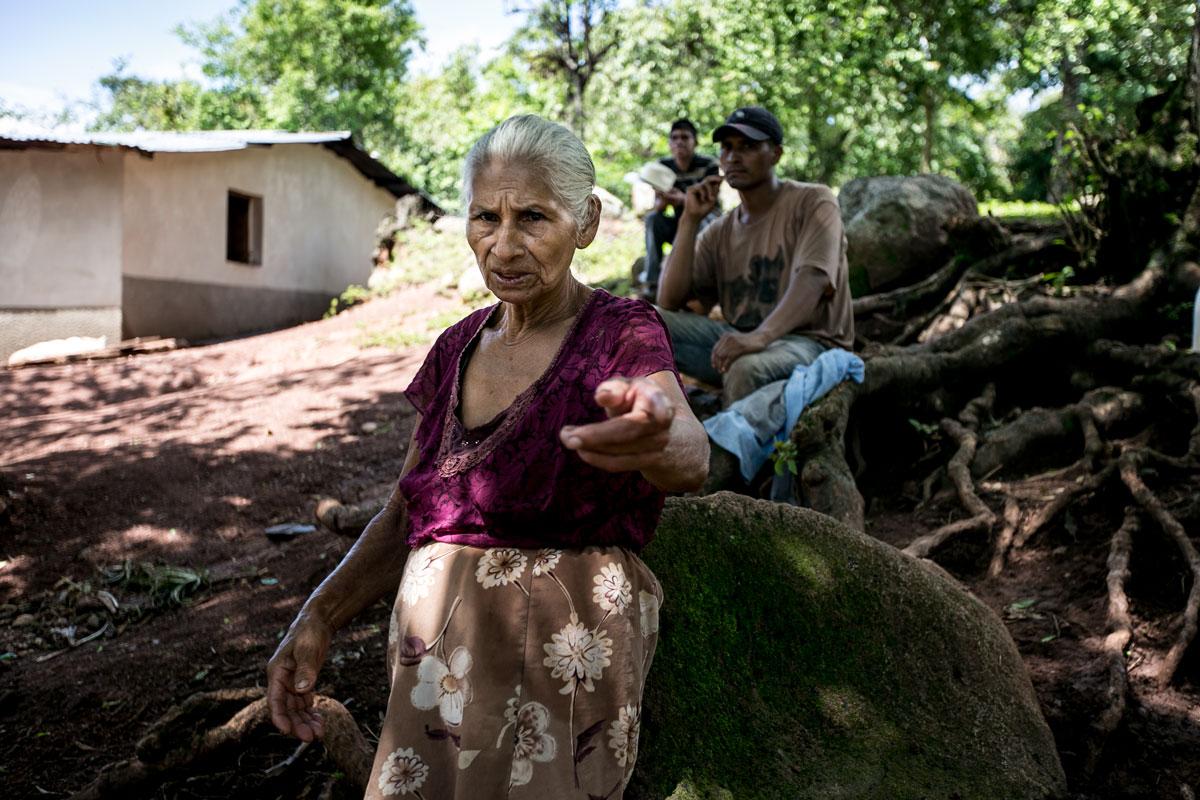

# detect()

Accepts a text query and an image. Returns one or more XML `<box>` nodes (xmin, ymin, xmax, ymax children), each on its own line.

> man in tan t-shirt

<box><xmin>656</xmin><ymin>106</ymin><xmax>854</xmax><ymax>407</ymax></box>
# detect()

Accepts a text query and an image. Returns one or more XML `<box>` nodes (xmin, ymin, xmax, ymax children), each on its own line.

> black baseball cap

<box><xmin>712</xmin><ymin>106</ymin><xmax>784</xmax><ymax>145</ymax></box>
<box><xmin>670</xmin><ymin>118</ymin><xmax>698</xmax><ymax>137</ymax></box>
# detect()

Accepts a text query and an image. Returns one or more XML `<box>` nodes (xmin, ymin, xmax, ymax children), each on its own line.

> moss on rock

<box><xmin>631</xmin><ymin>493</ymin><xmax>1065</xmax><ymax>800</ymax></box>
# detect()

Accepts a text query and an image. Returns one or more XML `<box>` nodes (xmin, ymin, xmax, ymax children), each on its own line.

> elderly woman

<box><xmin>267</xmin><ymin>114</ymin><xmax>709</xmax><ymax>799</ymax></box>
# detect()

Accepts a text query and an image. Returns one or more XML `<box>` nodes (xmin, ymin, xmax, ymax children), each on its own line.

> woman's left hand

<box><xmin>559</xmin><ymin>376</ymin><xmax>675</xmax><ymax>473</ymax></box>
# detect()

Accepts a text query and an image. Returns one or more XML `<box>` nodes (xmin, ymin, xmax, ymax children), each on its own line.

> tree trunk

<box><xmin>1050</xmin><ymin>50</ymin><xmax>1081</xmax><ymax>200</ymax></box>
<box><xmin>921</xmin><ymin>87</ymin><xmax>935</xmax><ymax>173</ymax></box>
<box><xmin>571</xmin><ymin>73</ymin><xmax>586</xmax><ymax>138</ymax></box>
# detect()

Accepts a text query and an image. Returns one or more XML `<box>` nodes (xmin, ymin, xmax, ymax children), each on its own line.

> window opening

<box><xmin>227</xmin><ymin>190</ymin><xmax>263</xmax><ymax>265</ymax></box>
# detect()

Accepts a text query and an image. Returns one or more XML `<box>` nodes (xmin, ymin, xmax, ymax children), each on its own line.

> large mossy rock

<box><xmin>633</xmin><ymin>494</ymin><xmax>1065</xmax><ymax>800</ymax></box>
<box><xmin>840</xmin><ymin>174</ymin><xmax>978</xmax><ymax>294</ymax></box>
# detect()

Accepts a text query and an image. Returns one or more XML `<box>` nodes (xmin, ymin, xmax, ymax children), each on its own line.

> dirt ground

<box><xmin>1</xmin><ymin>284</ymin><xmax>1198</xmax><ymax>799</ymax></box>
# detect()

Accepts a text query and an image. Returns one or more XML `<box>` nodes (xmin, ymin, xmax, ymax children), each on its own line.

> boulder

<box><xmin>456</xmin><ymin>263</ymin><xmax>489</xmax><ymax>300</ymax></box>
<box><xmin>634</xmin><ymin>493</ymin><xmax>1065</xmax><ymax>800</ymax></box>
<box><xmin>594</xmin><ymin>186</ymin><xmax>626</xmax><ymax>219</ymax></box>
<box><xmin>432</xmin><ymin>215</ymin><xmax>466</xmax><ymax>235</ymax></box>
<box><xmin>627</xmin><ymin>175</ymin><xmax>658</xmax><ymax>216</ymax></box>
<box><xmin>839</xmin><ymin>175</ymin><xmax>978</xmax><ymax>295</ymax></box>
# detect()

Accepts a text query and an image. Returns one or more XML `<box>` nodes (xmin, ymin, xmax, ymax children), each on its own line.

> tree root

<box><xmin>790</xmin><ymin>382</ymin><xmax>865</xmax><ymax>531</ymax></box>
<box><xmin>904</xmin><ymin>417</ymin><xmax>995</xmax><ymax>559</ymax></box>
<box><xmin>853</xmin><ymin>230</ymin><xmax>1064</xmax><ymax>339</ymax></box>
<box><xmin>1012</xmin><ymin>462</ymin><xmax>1117</xmax><ymax>550</ymax></box>
<box><xmin>970</xmin><ymin>388</ymin><xmax>1141</xmax><ymax>478</ymax></box>
<box><xmin>69</xmin><ymin>690</ymin><xmax>372</xmax><ymax>799</ymax></box>
<box><xmin>987</xmin><ymin>496</ymin><xmax>1022</xmax><ymax>579</ymax></box>
<box><xmin>957</xmin><ymin>382</ymin><xmax>996</xmax><ymax>430</ymax></box>
<box><xmin>1119</xmin><ymin>451</ymin><xmax>1200</xmax><ymax>688</ymax></box>
<box><xmin>1079</xmin><ymin>406</ymin><xmax>1104</xmax><ymax>472</ymax></box>
<box><xmin>851</xmin><ymin>216</ymin><xmax>1016</xmax><ymax>321</ymax></box>
<box><xmin>852</xmin><ymin>256</ymin><xmax>962</xmax><ymax>317</ymax></box>
<box><xmin>1085</xmin><ymin>507</ymin><xmax>1139</xmax><ymax>777</ymax></box>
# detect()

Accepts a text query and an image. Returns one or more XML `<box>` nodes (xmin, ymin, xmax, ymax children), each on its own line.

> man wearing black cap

<box><xmin>640</xmin><ymin>119</ymin><xmax>721</xmax><ymax>297</ymax></box>
<box><xmin>655</xmin><ymin>106</ymin><xmax>854</xmax><ymax>408</ymax></box>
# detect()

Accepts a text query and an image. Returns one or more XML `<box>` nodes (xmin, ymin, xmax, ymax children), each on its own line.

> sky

<box><xmin>0</xmin><ymin>0</ymin><xmax>523</xmax><ymax>118</ymax></box>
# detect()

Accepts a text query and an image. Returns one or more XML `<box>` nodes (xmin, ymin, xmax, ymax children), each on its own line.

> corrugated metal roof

<box><xmin>0</xmin><ymin>123</ymin><xmax>440</xmax><ymax>211</ymax></box>
<box><xmin>0</xmin><ymin>123</ymin><xmax>352</xmax><ymax>152</ymax></box>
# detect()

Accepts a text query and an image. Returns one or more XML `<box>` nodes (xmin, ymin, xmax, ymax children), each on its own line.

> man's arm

<box><xmin>657</xmin><ymin>175</ymin><xmax>722</xmax><ymax>310</ymax></box>
<box><xmin>709</xmin><ymin>268</ymin><xmax>829</xmax><ymax>373</ymax></box>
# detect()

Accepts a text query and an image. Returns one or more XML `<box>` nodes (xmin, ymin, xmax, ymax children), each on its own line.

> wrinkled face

<box><xmin>718</xmin><ymin>134</ymin><xmax>781</xmax><ymax>190</ymax></box>
<box><xmin>668</xmin><ymin>128</ymin><xmax>696</xmax><ymax>164</ymax></box>
<box><xmin>466</xmin><ymin>160</ymin><xmax>588</xmax><ymax>306</ymax></box>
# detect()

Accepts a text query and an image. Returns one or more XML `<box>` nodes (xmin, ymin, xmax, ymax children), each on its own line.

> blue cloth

<box><xmin>703</xmin><ymin>348</ymin><xmax>866</xmax><ymax>483</ymax></box>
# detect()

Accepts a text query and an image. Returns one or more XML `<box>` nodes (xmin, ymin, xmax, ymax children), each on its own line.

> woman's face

<box><xmin>466</xmin><ymin>160</ymin><xmax>589</xmax><ymax>307</ymax></box>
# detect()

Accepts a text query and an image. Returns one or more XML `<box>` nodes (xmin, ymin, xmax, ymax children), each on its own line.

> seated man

<box><xmin>656</xmin><ymin>106</ymin><xmax>854</xmax><ymax>408</ymax></box>
<box><xmin>641</xmin><ymin>118</ymin><xmax>720</xmax><ymax>295</ymax></box>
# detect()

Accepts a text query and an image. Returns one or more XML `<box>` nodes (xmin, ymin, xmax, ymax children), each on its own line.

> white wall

<box><xmin>0</xmin><ymin>148</ymin><xmax>123</xmax><ymax>308</ymax></box>
<box><xmin>121</xmin><ymin>143</ymin><xmax>394</xmax><ymax>294</ymax></box>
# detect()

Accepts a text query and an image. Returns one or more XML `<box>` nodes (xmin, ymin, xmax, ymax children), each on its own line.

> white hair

<box><xmin>462</xmin><ymin>114</ymin><xmax>597</xmax><ymax>231</ymax></box>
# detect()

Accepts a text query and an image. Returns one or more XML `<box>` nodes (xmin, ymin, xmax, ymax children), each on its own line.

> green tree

<box><xmin>582</xmin><ymin>0</ymin><xmax>1023</xmax><ymax>194</ymax></box>
<box><xmin>92</xmin><ymin>0</ymin><xmax>420</xmax><ymax>150</ymax></box>
<box><xmin>180</xmin><ymin>0</ymin><xmax>420</xmax><ymax>138</ymax></box>
<box><xmin>508</xmin><ymin>0</ymin><xmax>618</xmax><ymax>138</ymax></box>
<box><xmin>386</xmin><ymin>46</ymin><xmax>556</xmax><ymax>207</ymax></box>
<box><xmin>91</xmin><ymin>59</ymin><xmax>216</xmax><ymax>131</ymax></box>
<box><xmin>1005</xmin><ymin>0</ymin><xmax>1195</xmax><ymax>199</ymax></box>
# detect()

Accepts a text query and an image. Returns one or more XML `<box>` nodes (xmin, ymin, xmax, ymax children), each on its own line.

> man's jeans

<box><xmin>643</xmin><ymin>210</ymin><xmax>677</xmax><ymax>286</ymax></box>
<box><xmin>642</xmin><ymin>210</ymin><xmax>719</xmax><ymax>286</ymax></box>
<box><xmin>657</xmin><ymin>307</ymin><xmax>827</xmax><ymax>407</ymax></box>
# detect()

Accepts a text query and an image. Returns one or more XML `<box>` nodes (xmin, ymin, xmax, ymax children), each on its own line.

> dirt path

<box><xmin>0</xmin><ymin>287</ymin><xmax>452</xmax><ymax>797</ymax></box>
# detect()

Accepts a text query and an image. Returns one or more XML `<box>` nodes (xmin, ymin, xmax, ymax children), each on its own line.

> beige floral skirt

<box><xmin>365</xmin><ymin>542</ymin><xmax>663</xmax><ymax>800</ymax></box>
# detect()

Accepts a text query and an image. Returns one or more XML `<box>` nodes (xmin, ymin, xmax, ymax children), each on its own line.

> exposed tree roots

<box><xmin>987</xmin><ymin>497</ymin><xmax>1022</xmax><ymax>579</ymax></box>
<box><xmin>790</xmin><ymin>382</ymin><xmax>864</xmax><ymax>531</ymax></box>
<box><xmin>1085</xmin><ymin>507</ymin><xmax>1139</xmax><ymax>777</ymax></box>
<box><xmin>789</xmin><ymin>124</ymin><xmax>1200</xmax><ymax>794</ymax></box>
<box><xmin>1012</xmin><ymin>463</ymin><xmax>1117</xmax><ymax>551</ymax></box>
<box><xmin>904</xmin><ymin>416</ymin><xmax>995</xmax><ymax>559</ymax></box>
<box><xmin>70</xmin><ymin>689</ymin><xmax>372</xmax><ymax>799</ymax></box>
<box><xmin>1119</xmin><ymin>452</ymin><xmax>1200</xmax><ymax>688</ymax></box>
<box><xmin>970</xmin><ymin>388</ymin><xmax>1141</xmax><ymax>479</ymax></box>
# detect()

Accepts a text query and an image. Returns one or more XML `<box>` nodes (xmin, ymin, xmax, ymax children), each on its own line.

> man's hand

<box><xmin>664</xmin><ymin>187</ymin><xmax>686</xmax><ymax>207</ymax></box>
<box><xmin>683</xmin><ymin>175</ymin><xmax>722</xmax><ymax>222</ymax></box>
<box><xmin>711</xmin><ymin>330</ymin><xmax>768</xmax><ymax>374</ymax></box>
<box><xmin>559</xmin><ymin>377</ymin><xmax>675</xmax><ymax>473</ymax></box>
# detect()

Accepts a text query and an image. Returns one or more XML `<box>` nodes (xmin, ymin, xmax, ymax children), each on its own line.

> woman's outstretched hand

<box><xmin>559</xmin><ymin>376</ymin><xmax>676</xmax><ymax>474</ymax></box>
<box><xmin>266</xmin><ymin>614</ymin><xmax>334</xmax><ymax>742</ymax></box>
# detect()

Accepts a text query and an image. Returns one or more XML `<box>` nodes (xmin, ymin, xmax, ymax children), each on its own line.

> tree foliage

<box><xmin>93</xmin><ymin>0</ymin><xmax>420</xmax><ymax>146</ymax></box>
<box><xmin>509</xmin><ymin>0</ymin><xmax>618</xmax><ymax>138</ymax></box>
<box><xmin>80</xmin><ymin>0</ymin><xmax>1196</xmax><ymax>209</ymax></box>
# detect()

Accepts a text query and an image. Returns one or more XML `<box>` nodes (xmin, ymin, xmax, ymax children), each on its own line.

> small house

<box><xmin>0</xmin><ymin>127</ymin><xmax>434</xmax><ymax>360</ymax></box>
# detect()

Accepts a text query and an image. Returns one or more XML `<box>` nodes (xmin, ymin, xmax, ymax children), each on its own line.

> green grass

<box><xmin>354</xmin><ymin>323</ymin><xmax>431</xmax><ymax>350</ymax></box>
<box><xmin>385</xmin><ymin>220</ymin><xmax>474</xmax><ymax>289</ymax></box>
<box><xmin>979</xmin><ymin>199</ymin><xmax>1076</xmax><ymax>221</ymax></box>
<box><xmin>426</xmin><ymin>310</ymin><xmax>469</xmax><ymax>333</ymax></box>
<box><xmin>571</xmin><ymin>220</ymin><xmax>644</xmax><ymax>297</ymax></box>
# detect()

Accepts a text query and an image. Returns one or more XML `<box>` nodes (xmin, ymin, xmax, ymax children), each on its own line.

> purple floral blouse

<box><xmin>398</xmin><ymin>289</ymin><xmax>680</xmax><ymax>552</ymax></box>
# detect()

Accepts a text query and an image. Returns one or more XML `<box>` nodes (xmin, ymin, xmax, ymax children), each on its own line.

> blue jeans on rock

<box><xmin>657</xmin><ymin>307</ymin><xmax>827</xmax><ymax>407</ymax></box>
